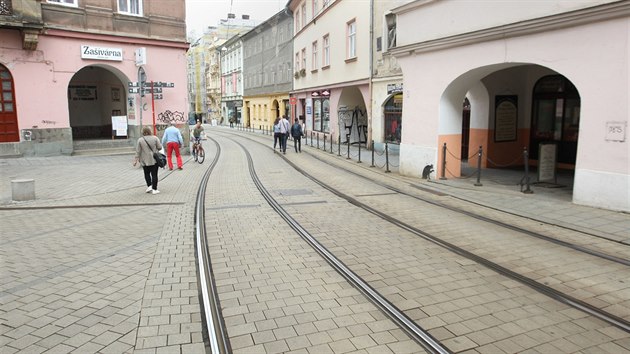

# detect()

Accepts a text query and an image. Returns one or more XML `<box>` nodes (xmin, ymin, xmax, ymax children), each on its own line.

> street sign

<box><xmin>154</xmin><ymin>94</ymin><xmax>163</xmax><ymax>100</ymax></box>
<box><xmin>290</xmin><ymin>97</ymin><xmax>297</xmax><ymax>105</ymax></box>
<box><xmin>152</xmin><ymin>82</ymin><xmax>174</xmax><ymax>88</ymax></box>
<box><xmin>128</xmin><ymin>88</ymin><xmax>139</xmax><ymax>94</ymax></box>
<box><xmin>128</xmin><ymin>82</ymin><xmax>140</xmax><ymax>87</ymax></box>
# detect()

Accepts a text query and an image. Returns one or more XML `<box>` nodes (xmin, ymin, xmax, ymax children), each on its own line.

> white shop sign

<box><xmin>81</xmin><ymin>45</ymin><xmax>123</xmax><ymax>61</ymax></box>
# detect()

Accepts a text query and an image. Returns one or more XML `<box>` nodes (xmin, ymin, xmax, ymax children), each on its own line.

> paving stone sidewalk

<box><xmin>1</xmin><ymin>154</ymin><xmax>208</xmax><ymax>353</ymax></box>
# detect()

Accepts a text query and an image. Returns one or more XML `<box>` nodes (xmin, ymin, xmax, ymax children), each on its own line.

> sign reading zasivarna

<box><xmin>81</xmin><ymin>45</ymin><xmax>123</xmax><ymax>61</ymax></box>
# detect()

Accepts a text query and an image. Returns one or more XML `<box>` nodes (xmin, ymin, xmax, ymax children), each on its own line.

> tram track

<box><xmin>216</xmin><ymin>130</ymin><xmax>630</xmax><ymax>335</ymax></box>
<box><xmin>222</xmin><ymin>129</ymin><xmax>629</xmax><ymax>265</ymax></box>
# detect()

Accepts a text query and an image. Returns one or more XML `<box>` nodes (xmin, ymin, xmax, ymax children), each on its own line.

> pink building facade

<box><xmin>0</xmin><ymin>0</ymin><xmax>188</xmax><ymax>156</ymax></box>
<box><xmin>390</xmin><ymin>0</ymin><xmax>629</xmax><ymax>212</ymax></box>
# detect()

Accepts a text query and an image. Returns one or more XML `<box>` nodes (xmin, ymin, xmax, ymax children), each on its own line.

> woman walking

<box><xmin>134</xmin><ymin>126</ymin><xmax>163</xmax><ymax>195</ymax></box>
<box><xmin>273</xmin><ymin>117</ymin><xmax>282</xmax><ymax>153</ymax></box>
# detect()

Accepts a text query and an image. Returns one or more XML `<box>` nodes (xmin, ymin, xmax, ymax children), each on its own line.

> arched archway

<box><xmin>0</xmin><ymin>64</ymin><xmax>18</xmax><ymax>142</ymax></box>
<box><xmin>439</xmin><ymin>63</ymin><xmax>581</xmax><ymax>187</ymax></box>
<box><xmin>68</xmin><ymin>65</ymin><xmax>129</xmax><ymax>140</ymax></box>
<box><xmin>337</xmin><ymin>86</ymin><xmax>367</xmax><ymax>145</ymax></box>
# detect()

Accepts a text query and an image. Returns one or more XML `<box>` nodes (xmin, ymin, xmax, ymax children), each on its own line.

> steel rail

<box><xmin>232</xmin><ymin>139</ymin><xmax>451</xmax><ymax>354</ymax></box>
<box><xmin>298</xmin><ymin>139</ymin><xmax>630</xmax><ymax>265</ymax></box>
<box><xmin>277</xmin><ymin>151</ymin><xmax>630</xmax><ymax>334</ymax></box>
<box><xmin>194</xmin><ymin>137</ymin><xmax>231</xmax><ymax>354</ymax></box>
<box><xmin>222</xmin><ymin>130</ymin><xmax>630</xmax><ymax>334</ymax></box>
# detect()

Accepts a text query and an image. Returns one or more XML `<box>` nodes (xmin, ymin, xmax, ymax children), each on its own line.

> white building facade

<box><xmin>289</xmin><ymin>0</ymin><xmax>371</xmax><ymax>145</ymax></box>
<box><xmin>390</xmin><ymin>0</ymin><xmax>629</xmax><ymax>211</ymax></box>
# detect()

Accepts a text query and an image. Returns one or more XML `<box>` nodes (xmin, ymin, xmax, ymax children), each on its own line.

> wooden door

<box><xmin>0</xmin><ymin>65</ymin><xmax>19</xmax><ymax>142</ymax></box>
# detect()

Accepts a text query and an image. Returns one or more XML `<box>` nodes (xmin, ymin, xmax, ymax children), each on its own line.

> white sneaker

<box><xmin>152</xmin><ymin>189</ymin><xmax>160</xmax><ymax>195</ymax></box>
<box><xmin>146</xmin><ymin>186</ymin><xmax>153</xmax><ymax>193</ymax></box>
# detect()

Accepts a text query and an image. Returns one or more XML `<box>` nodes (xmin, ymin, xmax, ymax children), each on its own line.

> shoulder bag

<box><xmin>143</xmin><ymin>137</ymin><xmax>166</xmax><ymax>168</ymax></box>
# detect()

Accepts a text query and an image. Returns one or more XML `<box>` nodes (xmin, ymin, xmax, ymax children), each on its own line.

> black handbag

<box><xmin>143</xmin><ymin>137</ymin><xmax>166</xmax><ymax>168</ymax></box>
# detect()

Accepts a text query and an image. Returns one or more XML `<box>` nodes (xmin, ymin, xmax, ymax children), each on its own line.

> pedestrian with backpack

<box><xmin>291</xmin><ymin>118</ymin><xmax>303</xmax><ymax>153</ymax></box>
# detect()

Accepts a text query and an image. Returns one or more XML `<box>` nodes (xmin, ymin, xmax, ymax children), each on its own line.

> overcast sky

<box><xmin>186</xmin><ymin>0</ymin><xmax>286</xmax><ymax>40</ymax></box>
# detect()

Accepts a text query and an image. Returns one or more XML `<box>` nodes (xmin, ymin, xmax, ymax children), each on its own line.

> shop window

<box><xmin>313</xmin><ymin>97</ymin><xmax>330</xmax><ymax>133</ymax></box>
<box><xmin>384</xmin><ymin>94</ymin><xmax>402</xmax><ymax>143</ymax></box>
<box><xmin>530</xmin><ymin>75</ymin><xmax>580</xmax><ymax>164</ymax></box>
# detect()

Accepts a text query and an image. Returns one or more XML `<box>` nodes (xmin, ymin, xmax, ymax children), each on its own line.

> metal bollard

<box><xmin>385</xmin><ymin>142</ymin><xmax>391</xmax><ymax>173</ymax></box>
<box><xmin>522</xmin><ymin>147</ymin><xmax>533</xmax><ymax>194</ymax></box>
<box><xmin>370</xmin><ymin>140</ymin><xmax>375</xmax><ymax>167</ymax></box>
<box><xmin>310</xmin><ymin>131</ymin><xmax>314</xmax><ymax>147</ymax></box>
<box><xmin>338</xmin><ymin>135</ymin><xmax>341</xmax><ymax>156</ymax></box>
<box><xmin>357</xmin><ymin>141</ymin><xmax>362</xmax><ymax>163</ymax></box>
<box><xmin>440</xmin><ymin>142</ymin><xmax>447</xmax><ymax>180</ymax></box>
<box><xmin>323</xmin><ymin>134</ymin><xmax>326</xmax><ymax>151</ymax></box>
<box><xmin>330</xmin><ymin>135</ymin><xmax>333</xmax><ymax>153</ymax></box>
<box><xmin>346</xmin><ymin>140</ymin><xmax>351</xmax><ymax>159</ymax></box>
<box><xmin>474</xmin><ymin>145</ymin><xmax>483</xmax><ymax>186</ymax></box>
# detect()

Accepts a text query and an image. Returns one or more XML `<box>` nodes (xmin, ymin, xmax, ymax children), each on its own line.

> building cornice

<box><xmin>389</xmin><ymin>1</ymin><xmax>630</xmax><ymax>58</ymax></box>
<box><xmin>292</xmin><ymin>77</ymin><xmax>369</xmax><ymax>94</ymax></box>
<box><xmin>43</xmin><ymin>28</ymin><xmax>189</xmax><ymax>49</ymax></box>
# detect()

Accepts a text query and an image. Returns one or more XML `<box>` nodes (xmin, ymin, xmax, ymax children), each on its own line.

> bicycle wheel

<box><xmin>197</xmin><ymin>147</ymin><xmax>205</xmax><ymax>164</ymax></box>
<box><xmin>192</xmin><ymin>145</ymin><xmax>198</xmax><ymax>162</ymax></box>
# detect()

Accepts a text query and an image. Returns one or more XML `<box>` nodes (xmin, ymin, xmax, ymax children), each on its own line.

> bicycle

<box><xmin>192</xmin><ymin>139</ymin><xmax>205</xmax><ymax>164</ymax></box>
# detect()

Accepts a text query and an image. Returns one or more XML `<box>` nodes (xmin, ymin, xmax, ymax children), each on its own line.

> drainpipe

<box><xmin>367</xmin><ymin>0</ymin><xmax>374</xmax><ymax>147</ymax></box>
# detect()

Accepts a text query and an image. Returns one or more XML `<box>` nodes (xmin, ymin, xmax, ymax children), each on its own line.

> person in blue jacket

<box><xmin>161</xmin><ymin>122</ymin><xmax>184</xmax><ymax>170</ymax></box>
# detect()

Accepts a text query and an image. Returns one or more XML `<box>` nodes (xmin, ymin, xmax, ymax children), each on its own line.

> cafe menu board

<box><xmin>494</xmin><ymin>95</ymin><xmax>518</xmax><ymax>142</ymax></box>
<box><xmin>538</xmin><ymin>143</ymin><xmax>557</xmax><ymax>183</ymax></box>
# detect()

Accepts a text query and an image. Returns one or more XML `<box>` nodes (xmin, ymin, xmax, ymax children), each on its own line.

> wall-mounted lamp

<box><xmin>321</xmin><ymin>90</ymin><xmax>330</xmax><ymax>96</ymax></box>
<box><xmin>311</xmin><ymin>91</ymin><xmax>319</xmax><ymax>97</ymax></box>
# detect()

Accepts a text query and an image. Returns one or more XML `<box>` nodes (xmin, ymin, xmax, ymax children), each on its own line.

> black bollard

<box><xmin>323</xmin><ymin>134</ymin><xmax>326</xmax><ymax>151</ymax></box>
<box><xmin>357</xmin><ymin>141</ymin><xmax>362</xmax><ymax>163</ymax></box>
<box><xmin>474</xmin><ymin>145</ymin><xmax>483</xmax><ymax>186</ymax></box>
<box><xmin>440</xmin><ymin>142</ymin><xmax>447</xmax><ymax>180</ymax></box>
<box><xmin>338</xmin><ymin>135</ymin><xmax>341</xmax><ymax>156</ymax></box>
<box><xmin>370</xmin><ymin>140</ymin><xmax>375</xmax><ymax>167</ymax></box>
<box><xmin>522</xmin><ymin>147</ymin><xmax>533</xmax><ymax>194</ymax></box>
<box><xmin>385</xmin><ymin>142</ymin><xmax>390</xmax><ymax>173</ymax></box>
<box><xmin>346</xmin><ymin>139</ymin><xmax>351</xmax><ymax>159</ymax></box>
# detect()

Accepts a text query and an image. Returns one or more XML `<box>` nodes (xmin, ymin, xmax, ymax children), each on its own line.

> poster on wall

<box><xmin>494</xmin><ymin>95</ymin><xmax>518</xmax><ymax>142</ymax></box>
<box><xmin>537</xmin><ymin>142</ymin><xmax>557</xmax><ymax>183</ymax></box>
<box><xmin>305</xmin><ymin>98</ymin><xmax>313</xmax><ymax>131</ymax></box>
<box><xmin>111</xmin><ymin>116</ymin><xmax>128</xmax><ymax>137</ymax></box>
<box><xmin>69</xmin><ymin>85</ymin><xmax>97</xmax><ymax>101</ymax></box>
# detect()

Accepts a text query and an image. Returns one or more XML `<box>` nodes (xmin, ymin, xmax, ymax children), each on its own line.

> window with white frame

<box><xmin>47</xmin><ymin>0</ymin><xmax>77</xmax><ymax>6</ymax></box>
<box><xmin>385</xmin><ymin>13</ymin><xmax>396</xmax><ymax>49</ymax></box>
<box><xmin>295</xmin><ymin>53</ymin><xmax>300</xmax><ymax>73</ymax></box>
<box><xmin>301</xmin><ymin>3</ymin><xmax>307</xmax><ymax>27</ymax></box>
<box><xmin>118</xmin><ymin>0</ymin><xmax>142</xmax><ymax>16</ymax></box>
<box><xmin>312</xmin><ymin>41</ymin><xmax>318</xmax><ymax>71</ymax></box>
<box><xmin>312</xmin><ymin>0</ymin><xmax>318</xmax><ymax>16</ymax></box>
<box><xmin>323</xmin><ymin>34</ymin><xmax>330</xmax><ymax>67</ymax></box>
<box><xmin>295</xmin><ymin>9</ymin><xmax>301</xmax><ymax>32</ymax></box>
<box><xmin>301</xmin><ymin>48</ymin><xmax>306</xmax><ymax>70</ymax></box>
<box><xmin>347</xmin><ymin>20</ymin><xmax>356</xmax><ymax>59</ymax></box>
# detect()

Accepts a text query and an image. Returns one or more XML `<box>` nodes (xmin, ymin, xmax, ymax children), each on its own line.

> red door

<box><xmin>0</xmin><ymin>65</ymin><xmax>19</xmax><ymax>142</ymax></box>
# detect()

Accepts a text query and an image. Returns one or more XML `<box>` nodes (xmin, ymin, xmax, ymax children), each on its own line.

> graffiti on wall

<box><xmin>156</xmin><ymin>110</ymin><xmax>185</xmax><ymax>125</ymax></box>
<box><xmin>339</xmin><ymin>106</ymin><xmax>367</xmax><ymax>145</ymax></box>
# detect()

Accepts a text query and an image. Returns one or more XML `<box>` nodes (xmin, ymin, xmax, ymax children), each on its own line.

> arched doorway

<box><xmin>384</xmin><ymin>93</ymin><xmax>402</xmax><ymax>144</ymax></box>
<box><xmin>0</xmin><ymin>64</ymin><xmax>18</xmax><ymax>142</ymax></box>
<box><xmin>68</xmin><ymin>65</ymin><xmax>128</xmax><ymax>140</ymax></box>
<box><xmin>529</xmin><ymin>75</ymin><xmax>580</xmax><ymax>165</ymax></box>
